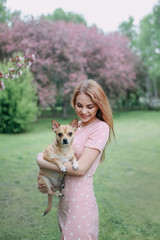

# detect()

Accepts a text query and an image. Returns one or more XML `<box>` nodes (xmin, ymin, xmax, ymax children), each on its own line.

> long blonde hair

<box><xmin>71</xmin><ymin>79</ymin><xmax>115</xmax><ymax>160</ymax></box>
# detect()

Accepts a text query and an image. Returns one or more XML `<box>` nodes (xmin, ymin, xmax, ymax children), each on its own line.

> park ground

<box><xmin>0</xmin><ymin>110</ymin><xmax>160</xmax><ymax>240</ymax></box>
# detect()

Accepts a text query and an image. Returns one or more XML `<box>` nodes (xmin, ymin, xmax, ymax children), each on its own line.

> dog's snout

<box><xmin>63</xmin><ymin>138</ymin><xmax>68</xmax><ymax>144</ymax></box>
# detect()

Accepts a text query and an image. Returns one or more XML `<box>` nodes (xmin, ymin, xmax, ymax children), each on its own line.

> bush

<box><xmin>0</xmin><ymin>62</ymin><xmax>38</xmax><ymax>133</ymax></box>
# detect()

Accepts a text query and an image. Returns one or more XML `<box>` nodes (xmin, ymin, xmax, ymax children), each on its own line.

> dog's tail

<box><xmin>43</xmin><ymin>194</ymin><xmax>52</xmax><ymax>216</ymax></box>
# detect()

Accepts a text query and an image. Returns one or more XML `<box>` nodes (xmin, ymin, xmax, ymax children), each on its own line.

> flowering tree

<box><xmin>0</xmin><ymin>18</ymin><xmax>142</xmax><ymax>112</ymax></box>
<box><xmin>65</xmin><ymin>28</ymin><xmax>140</xmax><ymax>104</ymax></box>
<box><xmin>0</xmin><ymin>54</ymin><xmax>35</xmax><ymax>90</ymax></box>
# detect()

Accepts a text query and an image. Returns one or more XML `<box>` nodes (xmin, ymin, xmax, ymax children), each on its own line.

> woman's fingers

<box><xmin>37</xmin><ymin>183</ymin><xmax>48</xmax><ymax>193</ymax></box>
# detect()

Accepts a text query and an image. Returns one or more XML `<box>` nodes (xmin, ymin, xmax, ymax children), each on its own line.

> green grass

<box><xmin>0</xmin><ymin>111</ymin><xmax>160</xmax><ymax>240</ymax></box>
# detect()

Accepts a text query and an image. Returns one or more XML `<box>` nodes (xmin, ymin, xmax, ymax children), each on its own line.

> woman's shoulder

<box><xmin>87</xmin><ymin>119</ymin><xmax>109</xmax><ymax>136</ymax></box>
<box><xmin>84</xmin><ymin>119</ymin><xmax>110</xmax><ymax>150</ymax></box>
<box><xmin>77</xmin><ymin>119</ymin><xmax>109</xmax><ymax>133</ymax></box>
<box><xmin>94</xmin><ymin>119</ymin><xmax>109</xmax><ymax>129</ymax></box>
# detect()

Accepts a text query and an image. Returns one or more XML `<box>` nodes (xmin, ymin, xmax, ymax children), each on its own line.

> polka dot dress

<box><xmin>58</xmin><ymin>119</ymin><xmax>109</xmax><ymax>240</ymax></box>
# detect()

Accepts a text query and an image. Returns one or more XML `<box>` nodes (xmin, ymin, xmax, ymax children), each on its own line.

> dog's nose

<box><xmin>63</xmin><ymin>138</ymin><xmax>68</xmax><ymax>144</ymax></box>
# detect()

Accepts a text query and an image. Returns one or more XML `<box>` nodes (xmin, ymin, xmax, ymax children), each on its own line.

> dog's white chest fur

<box><xmin>59</xmin><ymin>157</ymin><xmax>70</xmax><ymax>163</ymax></box>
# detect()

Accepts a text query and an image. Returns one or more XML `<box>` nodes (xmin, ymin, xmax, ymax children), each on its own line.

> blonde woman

<box><xmin>37</xmin><ymin>79</ymin><xmax>115</xmax><ymax>240</ymax></box>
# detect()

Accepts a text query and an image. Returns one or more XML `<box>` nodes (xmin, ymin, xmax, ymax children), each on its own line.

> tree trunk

<box><xmin>146</xmin><ymin>76</ymin><xmax>151</xmax><ymax>99</ymax></box>
<box><xmin>153</xmin><ymin>78</ymin><xmax>158</xmax><ymax>98</ymax></box>
<box><xmin>62</xmin><ymin>100</ymin><xmax>67</xmax><ymax>119</ymax></box>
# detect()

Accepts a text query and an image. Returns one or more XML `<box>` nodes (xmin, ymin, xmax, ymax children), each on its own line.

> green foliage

<box><xmin>0</xmin><ymin>111</ymin><xmax>160</xmax><ymax>239</ymax></box>
<box><xmin>113</xmin><ymin>90</ymin><xmax>145</xmax><ymax>110</ymax></box>
<box><xmin>139</xmin><ymin>2</ymin><xmax>160</xmax><ymax>94</ymax></box>
<box><xmin>42</xmin><ymin>8</ymin><xmax>87</xmax><ymax>25</ymax></box>
<box><xmin>119</xmin><ymin>1</ymin><xmax>160</xmax><ymax>101</ymax></box>
<box><xmin>0</xmin><ymin>0</ymin><xmax>9</xmax><ymax>22</ymax></box>
<box><xmin>0</xmin><ymin>61</ymin><xmax>38</xmax><ymax>133</ymax></box>
<box><xmin>118</xmin><ymin>16</ymin><xmax>138</xmax><ymax>50</ymax></box>
<box><xmin>0</xmin><ymin>0</ymin><xmax>21</xmax><ymax>23</ymax></box>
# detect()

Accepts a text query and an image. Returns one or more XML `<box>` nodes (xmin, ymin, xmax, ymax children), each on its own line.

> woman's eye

<box><xmin>88</xmin><ymin>105</ymin><xmax>95</xmax><ymax>109</ymax></box>
<box><xmin>68</xmin><ymin>132</ymin><xmax>72</xmax><ymax>136</ymax></box>
<box><xmin>77</xmin><ymin>104</ymin><xmax>82</xmax><ymax>108</ymax></box>
<box><xmin>58</xmin><ymin>133</ymin><xmax>62</xmax><ymax>137</ymax></box>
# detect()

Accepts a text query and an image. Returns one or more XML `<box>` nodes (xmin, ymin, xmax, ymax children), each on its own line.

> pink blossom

<box><xmin>5</xmin><ymin>73</ymin><xmax>9</xmax><ymax>79</ymax></box>
<box><xmin>0</xmin><ymin>54</ymin><xmax>36</xmax><ymax>90</ymax></box>
<box><xmin>17</xmin><ymin>62</ymin><xmax>22</xmax><ymax>67</ymax></box>
<box><xmin>0</xmin><ymin>80</ymin><xmax>5</xmax><ymax>90</ymax></box>
<box><xmin>8</xmin><ymin>68</ymin><xmax>15</xmax><ymax>72</ymax></box>
<box><xmin>0</xmin><ymin>71</ymin><xmax>4</xmax><ymax>78</ymax></box>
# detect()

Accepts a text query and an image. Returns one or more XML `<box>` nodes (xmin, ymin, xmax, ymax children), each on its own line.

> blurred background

<box><xmin>0</xmin><ymin>0</ymin><xmax>160</xmax><ymax>130</ymax></box>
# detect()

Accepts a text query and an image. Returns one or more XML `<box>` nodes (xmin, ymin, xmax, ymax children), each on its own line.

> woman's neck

<box><xmin>81</xmin><ymin>117</ymin><xmax>98</xmax><ymax>127</ymax></box>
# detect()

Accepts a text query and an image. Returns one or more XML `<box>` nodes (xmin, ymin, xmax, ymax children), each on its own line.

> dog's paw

<box><xmin>60</xmin><ymin>165</ymin><xmax>67</xmax><ymax>173</ymax></box>
<box><xmin>61</xmin><ymin>183</ymin><xmax>65</xmax><ymax>189</ymax></box>
<box><xmin>72</xmin><ymin>161</ymin><xmax>79</xmax><ymax>170</ymax></box>
<box><xmin>58</xmin><ymin>193</ymin><xmax>63</xmax><ymax>197</ymax></box>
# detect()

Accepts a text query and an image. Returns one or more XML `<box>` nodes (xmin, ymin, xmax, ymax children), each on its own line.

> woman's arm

<box><xmin>36</xmin><ymin>148</ymin><xmax>100</xmax><ymax>177</ymax></box>
<box><xmin>37</xmin><ymin>152</ymin><xmax>61</xmax><ymax>172</ymax></box>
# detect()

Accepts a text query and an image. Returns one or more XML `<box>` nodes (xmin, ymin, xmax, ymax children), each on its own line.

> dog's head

<box><xmin>51</xmin><ymin>119</ymin><xmax>78</xmax><ymax>147</ymax></box>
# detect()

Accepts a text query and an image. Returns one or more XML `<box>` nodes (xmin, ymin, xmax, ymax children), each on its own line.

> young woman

<box><xmin>37</xmin><ymin>79</ymin><xmax>115</xmax><ymax>240</ymax></box>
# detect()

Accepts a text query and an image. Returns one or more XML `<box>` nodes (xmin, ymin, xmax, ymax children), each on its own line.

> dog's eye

<box><xmin>68</xmin><ymin>132</ymin><xmax>72</xmax><ymax>136</ymax></box>
<box><xmin>58</xmin><ymin>133</ymin><xmax>62</xmax><ymax>137</ymax></box>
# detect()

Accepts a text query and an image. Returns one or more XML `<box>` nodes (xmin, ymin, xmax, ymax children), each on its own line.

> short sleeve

<box><xmin>84</xmin><ymin>122</ymin><xmax>109</xmax><ymax>152</ymax></box>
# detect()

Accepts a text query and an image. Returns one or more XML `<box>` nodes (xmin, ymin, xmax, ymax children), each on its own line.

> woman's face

<box><xmin>75</xmin><ymin>92</ymin><xmax>99</xmax><ymax>126</ymax></box>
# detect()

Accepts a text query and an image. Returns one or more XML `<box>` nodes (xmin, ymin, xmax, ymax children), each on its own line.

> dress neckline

<box><xmin>78</xmin><ymin>118</ymin><xmax>100</xmax><ymax>129</ymax></box>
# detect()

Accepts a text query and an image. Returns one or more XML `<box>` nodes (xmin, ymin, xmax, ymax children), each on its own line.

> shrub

<box><xmin>0</xmin><ymin>61</ymin><xmax>38</xmax><ymax>133</ymax></box>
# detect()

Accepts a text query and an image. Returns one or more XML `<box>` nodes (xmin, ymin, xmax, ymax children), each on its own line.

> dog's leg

<box><xmin>71</xmin><ymin>155</ymin><xmax>79</xmax><ymax>170</ymax></box>
<box><xmin>43</xmin><ymin>190</ymin><xmax>63</xmax><ymax>216</ymax></box>
<box><xmin>38</xmin><ymin>175</ymin><xmax>51</xmax><ymax>190</ymax></box>
<box><xmin>53</xmin><ymin>159</ymin><xmax>67</xmax><ymax>173</ymax></box>
<box><xmin>43</xmin><ymin>194</ymin><xmax>52</xmax><ymax>216</ymax></box>
<box><xmin>39</xmin><ymin>176</ymin><xmax>63</xmax><ymax>216</ymax></box>
<box><xmin>47</xmin><ymin>189</ymin><xmax>63</xmax><ymax>197</ymax></box>
<box><xmin>38</xmin><ymin>175</ymin><xmax>58</xmax><ymax>195</ymax></box>
<box><xmin>38</xmin><ymin>175</ymin><xmax>50</xmax><ymax>193</ymax></box>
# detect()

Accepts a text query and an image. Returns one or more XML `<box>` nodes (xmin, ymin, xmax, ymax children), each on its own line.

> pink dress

<box><xmin>58</xmin><ymin>119</ymin><xmax>109</xmax><ymax>240</ymax></box>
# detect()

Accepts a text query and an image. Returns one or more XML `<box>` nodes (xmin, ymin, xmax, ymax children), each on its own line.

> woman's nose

<box><xmin>81</xmin><ymin>107</ymin><xmax>87</xmax><ymax>114</ymax></box>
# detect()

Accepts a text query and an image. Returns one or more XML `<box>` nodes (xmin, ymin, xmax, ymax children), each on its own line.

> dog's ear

<box><xmin>70</xmin><ymin>119</ymin><xmax>78</xmax><ymax>131</ymax></box>
<box><xmin>51</xmin><ymin>120</ymin><xmax>60</xmax><ymax>132</ymax></box>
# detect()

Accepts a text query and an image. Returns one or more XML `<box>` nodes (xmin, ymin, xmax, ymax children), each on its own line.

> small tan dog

<box><xmin>38</xmin><ymin>119</ymin><xmax>78</xmax><ymax>216</ymax></box>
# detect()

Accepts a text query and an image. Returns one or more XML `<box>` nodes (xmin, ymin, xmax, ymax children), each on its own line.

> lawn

<box><xmin>0</xmin><ymin>111</ymin><xmax>160</xmax><ymax>240</ymax></box>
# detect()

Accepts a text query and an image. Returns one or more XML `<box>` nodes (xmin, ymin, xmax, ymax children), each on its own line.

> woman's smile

<box><xmin>81</xmin><ymin>114</ymin><xmax>89</xmax><ymax>119</ymax></box>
